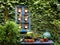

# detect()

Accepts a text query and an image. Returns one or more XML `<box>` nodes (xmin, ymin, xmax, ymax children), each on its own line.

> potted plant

<box><xmin>3</xmin><ymin>21</ymin><xmax>20</xmax><ymax>45</ymax></box>
<box><xmin>44</xmin><ymin>36</ymin><xmax>48</xmax><ymax>42</ymax></box>
<box><xmin>25</xmin><ymin>32</ymin><xmax>33</xmax><ymax>39</ymax></box>
<box><xmin>40</xmin><ymin>35</ymin><xmax>44</xmax><ymax>42</ymax></box>
<box><xmin>24</xmin><ymin>32</ymin><xmax>35</xmax><ymax>42</ymax></box>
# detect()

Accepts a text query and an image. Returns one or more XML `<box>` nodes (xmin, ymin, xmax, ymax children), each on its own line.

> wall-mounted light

<box><xmin>25</xmin><ymin>26</ymin><xmax>28</xmax><ymax>29</ymax></box>
<box><xmin>18</xmin><ymin>18</ymin><xmax>21</xmax><ymax>20</ymax></box>
<box><xmin>25</xmin><ymin>8</ymin><xmax>28</xmax><ymax>13</ymax></box>
<box><xmin>24</xmin><ymin>24</ymin><xmax>28</xmax><ymax>29</ymax></box>
<box><xmin>24</xmin><ymin>16</ymin><xmax>28</xmax><ymax>21</ymax></box>
<box><xmin>25</xmin><ymin>9</ymin><xmax>28</xmax><ymax>12</ymax></box>
<box><xmin>17</xmin><ymin>8</ymin><xmax>22</xmax><ymax>12</ymax></box>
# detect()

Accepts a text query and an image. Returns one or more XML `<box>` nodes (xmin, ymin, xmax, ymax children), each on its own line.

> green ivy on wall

<box><xmin>0</xmin><ymin>0</ymin><xmax>60</xmax><ymax>44</ymax></box>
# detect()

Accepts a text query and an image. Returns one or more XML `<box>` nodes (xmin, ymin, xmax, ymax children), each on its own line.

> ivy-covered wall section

<box><xmin>0</xmin><ymin>0</ymin><xmax>60</xmax><ymax>44</ymax></box>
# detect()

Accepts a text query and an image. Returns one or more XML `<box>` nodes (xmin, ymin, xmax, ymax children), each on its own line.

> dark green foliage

<box><xmin>0</xmin><ymin>25</ymin><xmax>5</xmax><ymax>42</ymax></box>
<box><xmin>0</xmin><ymin>21</ymin><xmax>20</xmax><ymax>45</ymax></box>
<box><xmin>0</xmin><ymin>0</ymin><xmax>60</xmax><ymax>45</ymax></box>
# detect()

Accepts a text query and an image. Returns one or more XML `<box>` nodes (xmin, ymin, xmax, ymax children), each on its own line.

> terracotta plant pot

<box><xmin>44</xmin><ymin>38</ymin><xmax>48</xmax><ymax>42</ymax></box>
<box><xmin>30</xmin><ymin>39</ymin><xmax>34</xmax><ymax>42</ymax></box>
<box><xmin>40</xmin><ymin>39</ymin><xmax>44</xmax><ymax>42</ymax></box>
<box><xmin>27</xmin><ymin>39</ymin><xmax>30</xmax><ymax>42</ymax></box>
<box><xmin>24</xmin><ymin>39</ymin><xmax>28</xmax><ymax>42</ymax></box>
<box><xmin>24</xmin><ymin>39</ymin><xmax>35</xmax><ymax>42</ymax></box>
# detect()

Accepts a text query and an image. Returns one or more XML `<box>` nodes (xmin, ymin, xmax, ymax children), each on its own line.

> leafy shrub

<box><xmin>0</xmin><ymin>21</ymin><xmax>20</xmax><ymax>45</ymax></box>
<box><xmin>0</xmin><ymin>25</ymin><xmax>5</xmax><ymax>42</ymax></box>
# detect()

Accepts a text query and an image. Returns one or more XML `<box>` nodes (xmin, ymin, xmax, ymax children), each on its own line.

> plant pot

<box><xmin>44</xmin><ymin>38</ymin><xmax>48</xmax><ymax>42</ymax></box>
<box><xmin>40</xmin><ymin>39</ymin><xmax>44</xmax><ymax>42</ymax></box>
<box><xmin>24</xmin><ymin>39</ymin><xmax>35</xmax><ymax>42</ymax></box>
<box><xmin>24</xmin><ymin>39</ymin><xmax>28</xmax><ymax>42</ymax></box>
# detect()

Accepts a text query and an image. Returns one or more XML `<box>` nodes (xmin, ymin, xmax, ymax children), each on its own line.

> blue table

<box><xmin>20</xmin><ymin>40</ymin><xmax>54</xmax><ymax>45</ymax></box>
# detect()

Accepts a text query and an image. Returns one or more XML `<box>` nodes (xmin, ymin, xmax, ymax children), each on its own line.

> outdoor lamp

<box><xmin>25</xmin><ymin>9</ymin><xmax>28</xmax><ymax>12</ymax></box>
<box><xmin>24</xmin><ymin>16</ymin><xmax>28</xmax><ymax>21</ymax></box>
<box><xmin>18</xmin><ymin>8</ymin><xmax>21</xmax><ymax>12</ymax></box>
<box><xmin>25</xmin><ymin>25</ymin><xmax>28</xmax><ymax>29</ymax></box>
<box><xmin>18</xmin><ymin>18</ymin><xmax>21</xmax><ymax>20</ymax></box>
